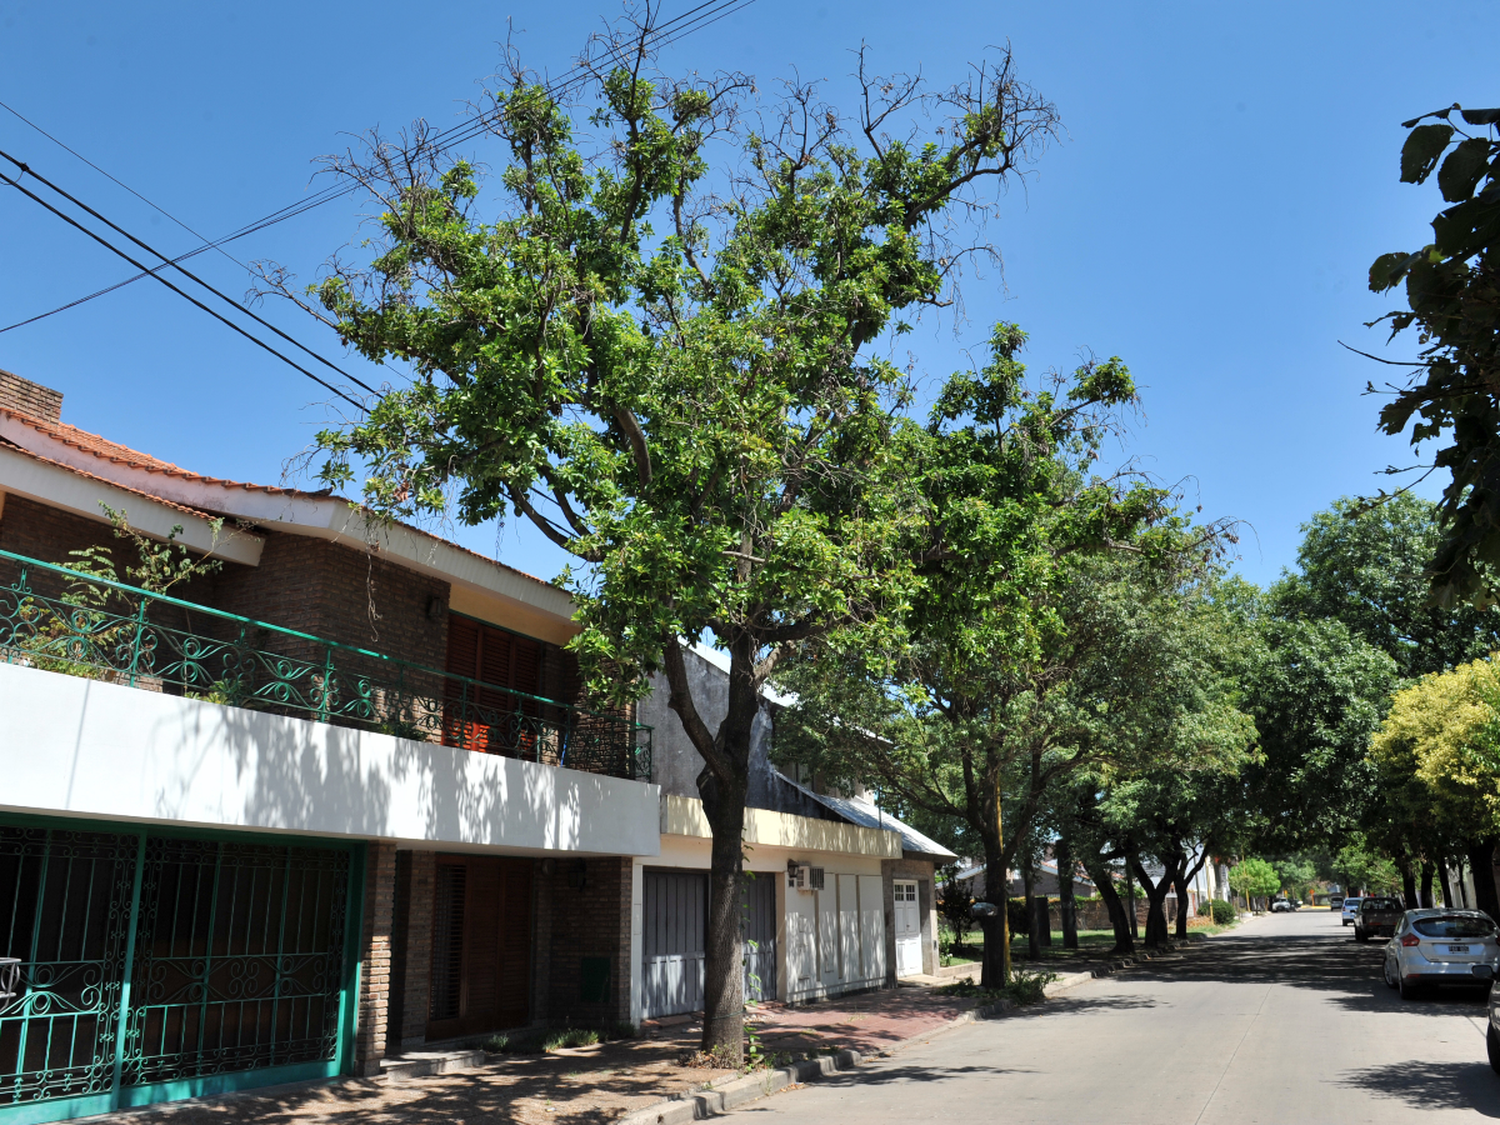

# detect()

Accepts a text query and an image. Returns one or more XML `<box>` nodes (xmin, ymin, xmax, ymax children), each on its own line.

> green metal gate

<box><xmin>0</xmin><ymin>819</ymin><xmax>363</xmax><ymax>1124</ymax></box>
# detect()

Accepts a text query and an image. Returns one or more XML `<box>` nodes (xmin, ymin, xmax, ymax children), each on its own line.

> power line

<box><xmin>0</xmin><ymin>95</ymin><xmax>250</xmax><ymax>277</ymax></box>
<box><xmin>0</xmin><ymin>146</ymin><xmax>382</xmax><ymax>399</ymax></box>
<box><xmin>0</xmin><ymin>0</ymin><xmax>755</xmax><ymax>335</ymax></box>
<box><xmin>0</xmin><ymin>166</ymin><xmax>367</xmax><ymax>410</ymax></box>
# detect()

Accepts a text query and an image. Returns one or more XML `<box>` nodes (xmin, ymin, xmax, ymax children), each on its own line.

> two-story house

<box><xmin>0</xmin><ymin>370</ymin><xmax>949</xmax><ymax>1124</ymax></box>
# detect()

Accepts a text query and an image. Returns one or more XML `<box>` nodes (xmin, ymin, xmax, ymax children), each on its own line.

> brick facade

<box><xmin>355</xmin><ymin>842</ymin><xmax>398</xmax><ymax>1075</ymax></box>
<box><xmin>0</xmin><ymin>369</ymin><xmax>63</xmax><ymax>422</ymax></box>
<box><xmin>538</xmin><ymin>856</ymin><xmax>633</xmax><ymax>1027</ymax></box>
<box><xmin>391</xmin><ymin>849</ymin><xmax>437</xmax><ymax>1047</ymax></box>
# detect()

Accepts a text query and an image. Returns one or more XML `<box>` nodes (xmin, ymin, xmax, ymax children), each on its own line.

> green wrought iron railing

<box><xmin>0</xmin><ymin>547</ymin><xmax>651</xmax><ymax>783</ymax></box>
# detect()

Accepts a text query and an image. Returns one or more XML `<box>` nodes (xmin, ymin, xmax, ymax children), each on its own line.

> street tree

<box><xmin>1369</xmin><ymin>657</ymin><xmax>1500</xmax><ymax>917</ymax></box>
<box><xmin>1272</xmin><ymin>496</ymin><xmax>1500</xmax><ymax>679</ymax></box>
<box><xmin>1366</xmin><ymin>104</ymin><xmax>1500</xmax><ymax>608</ymax></box>
<box><xmin>1228</xmin><ymin>857</ymin><xmax>1280</xmax><ymax>911</ymax></box>
<box><xmin>289</xmin><ymin>20</ymin><xmax>1062</xmax><ymax>1060</ymax></box>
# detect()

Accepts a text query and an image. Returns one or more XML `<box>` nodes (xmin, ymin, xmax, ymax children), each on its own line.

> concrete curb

<box><xmin>619</xmin><ymin>935</ymin><xmax>1219</xmax><ymax>1125</ymax></box>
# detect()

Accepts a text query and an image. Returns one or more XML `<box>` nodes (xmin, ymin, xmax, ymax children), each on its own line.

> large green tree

<box><xmin>1272</xmin><ymin>495</ymin><xmax>1500</xmax><ymax>678</ymax></box>
<box><xmin>294</xmin><ymin>22</ymin><xmax>1061</xmax><ymax>1058</ymax></box>
<box><xmin>1366</xmin><ymin>104</ymin><xmax>1500</xmax><ymax>608</ymax></box>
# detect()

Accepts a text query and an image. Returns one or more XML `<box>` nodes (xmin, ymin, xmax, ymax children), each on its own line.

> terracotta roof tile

<box><xmin>0</xmin><ymin>405</ymin><xmax>566</xmax><ymax>597</ymax></box>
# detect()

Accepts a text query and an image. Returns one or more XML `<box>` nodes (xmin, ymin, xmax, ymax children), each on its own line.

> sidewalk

<box><xmin>109</xmin><ymin>985</ymin><xmax>982</xmax><ymax>1125</ymax></box>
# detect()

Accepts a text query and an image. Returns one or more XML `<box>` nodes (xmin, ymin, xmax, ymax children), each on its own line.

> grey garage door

<box><xmin>641</xmin><ymin>871</ymin><xmax>779</xmax><ymax>1019</ymax></box>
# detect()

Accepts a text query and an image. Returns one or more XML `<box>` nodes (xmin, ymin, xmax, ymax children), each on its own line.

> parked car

<box><xmin>1271</xmin><ymin>899</ymin><xmax>1294</xmax><ymax>913</ymax></box>
<box><xmin>1384</xmin><ymin>909</ymin><xmax>1500</xmax><ymax>1000</ymax></box>
<box><xmin>1329</xmin><ymin>895</ymin><xmax>1345</xmax><ymax>910</ymax></box>
<box><xmin>1341</xmin><ymin>896</ymin><xmax>1363</xmax><ymax>926</ymax></box>
<box><xmin>1355</xmin><ymin>896</ymin><xmax>1405</xmax><ymax>942</ymax></box>
<box><xmin>1487</xmin><ymin>973</ymin><xmax>1500</xmax><ymax>1073</ymax></box>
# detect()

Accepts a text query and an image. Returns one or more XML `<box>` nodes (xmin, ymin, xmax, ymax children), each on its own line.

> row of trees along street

<box><xmin>264</xmin><ymin>3</ymin><xmax>1500</xmax><ymax>1063</ymax></box>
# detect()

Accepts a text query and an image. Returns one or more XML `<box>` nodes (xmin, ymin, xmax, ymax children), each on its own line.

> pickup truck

<box><xmin>1355</xmin><ymin>896</ymin><xmax>1404</xmax><ymax>942</ymax></box>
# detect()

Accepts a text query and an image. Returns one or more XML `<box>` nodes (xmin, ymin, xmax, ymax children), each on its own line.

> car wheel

<box><xmin>1384</xmin><ymin>957</ymin><xmax>1399</xmax><ymax>990</ymax></box>
<box><xmin>1489</xmin><ymin>1023</ymin><xmax>1500</xmax><ymax>1075</ymax></box>
<box><xmin>1356</xmin><ymin>927</ymin><xmax>1369</xmax><ymax>943</ymax></box>
<box><xmin>1399</xmin><ymin>971</ymin><xmax>1423</xmax><ymax>1001</ymax></box>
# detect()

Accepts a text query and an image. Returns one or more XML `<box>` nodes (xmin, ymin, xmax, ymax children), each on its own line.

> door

<box><xmin>741</xmin><ymin>874</ymin><xmax>777</xmax><ymax>1003</ymax></box>
<box><xmin>427</xmin><ymin>856</ymin><xmax>532</xmax><ymax>1038</ymax></box>
<box><xmin>641</xmin><ymin>871</ymin><xmax>708</xmax><ymax>1019</ymax></box>
<box><xmin>443</xmin><ymin>615</ymin><xmax>545</xmax><ymax>757</ymax></box>
<box><xmin>836</xmin><ymin>875</ymin><xmax>861</xmax><ymax>984</ymax></box>
<box><xmin>893</xmin><ymin>879</ymin><xmax>922</xmax><ymax>977</ymax></box>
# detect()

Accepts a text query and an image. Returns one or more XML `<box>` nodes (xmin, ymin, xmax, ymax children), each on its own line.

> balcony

<box><xmin>0</xmin><ymin>547</ymin><xmax>651</xmax><ymax>783</ymax></box>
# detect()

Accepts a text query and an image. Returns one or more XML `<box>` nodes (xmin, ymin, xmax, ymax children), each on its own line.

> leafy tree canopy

<box><xmin>1366</xmin><ymin>104</ymin><xmax>1500</xmax><ymax>608</ymax></box>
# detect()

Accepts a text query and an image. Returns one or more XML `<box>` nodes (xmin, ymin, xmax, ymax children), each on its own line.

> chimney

<box><xmin>0</xmin><ymin>369</ymin><xmax>63</xmax><ymax>423</ymax></box>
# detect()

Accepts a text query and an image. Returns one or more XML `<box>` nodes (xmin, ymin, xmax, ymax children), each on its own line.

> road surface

<box><xmin>740</xmin><ymin>908</ymin><xmax>1499</xmax><ymax>1123</ymax></box>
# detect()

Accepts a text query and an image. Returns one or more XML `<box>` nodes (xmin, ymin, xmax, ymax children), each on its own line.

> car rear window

<box><xmin>1361</xmin><ymin>898</ymin><xmax>1399</xmax><ymax>911</ymax></box>
<box><xmin>1413</xmin><ymin>917</ymin><xmax>1496</xmax><ymax>939</ymax></box>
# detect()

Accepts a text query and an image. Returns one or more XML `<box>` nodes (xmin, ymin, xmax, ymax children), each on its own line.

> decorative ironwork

<box><xmin>0</xmin><ymin>824</ymin><xmax>356</xmax><ymax>1117</ymax></box>
<box><xmin>0</xmin><ymin>547</ymin><xmax>653</xmax><ymax>782</ymax></box>
<box><xmin>122</xmin><ymin>838</ymin><xmax>350</xmax><ymax>1086</ymax></box>
<box><xmin>0</xmin><ymin>826</ymin><xmax>137</xmax><ymax>1109</ymax></box>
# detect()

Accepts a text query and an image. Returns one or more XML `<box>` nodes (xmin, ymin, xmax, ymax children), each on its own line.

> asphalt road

<box><xmin>739</xmin><ymin>909</ymin><xmax>1500</xmax><ymax>1124</ymax></box>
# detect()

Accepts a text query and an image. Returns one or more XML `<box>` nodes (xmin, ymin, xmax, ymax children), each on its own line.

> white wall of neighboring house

<box><xmin>0</xmin><ymin>660</ymin><xmax>662</xmax><ymax>857</ymax></box>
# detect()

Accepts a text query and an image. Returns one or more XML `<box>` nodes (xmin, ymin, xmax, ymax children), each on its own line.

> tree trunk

<box><xmin>1466</xmin><ymin>837</ymin><xmax>1500</xmax><ymax>921</ymax></box>
<box><xmin>1172</xmin><ymin>851</ymin><xmax>1207</xmax><ymax>940</ymax></box>
<box><xmin>662</xmin><ymin>638</ymin><xmax>761</xmax><ymax>1063</ymax></box>
<box><xmin>1439</xmin><ymin>860</ymin><xmax>1455</xmax><ymax>909</ymax></box>
<box><xmin>699</xmin><ymin>776</ymin><xmax>748</xmax><ymax>1056</ymax></box>
<box><xmin>1083</xmin><ymin>854</ymin><xmax>1133</xmax><ymax>954</ymax></box>
<box><xmin>1023</xmin><ymin>855</ymin><xmax>1040</xmax><ymax>961</ymax></box>
<box><xmin>1398</xmin><ymin>859</ymin><xmax>1418</xmax><ymax>911</ymax></box>
<box><xmin>1056</xmin><ymin>835</ymin><xmax>1079</xmax><ymax>949</ymax></box>
<box><xmin>1130</xmin><ymin>857</ymin><xmax>1174</xmax><ymax>949</ymax></box>
<box><xmin>977</xmin><ymin>782</ymin><xmax>1011</xmax><ymax>989</ymax></box>
<box><xmin>1124</xmin><ymin>860</ymin><xmax>1139</xmax><ymax>938</ymax></box>
<box><xmin>1419</xmin><ymin>861</ymin><xmax>1435</xmax><ymax>908</ymax></box>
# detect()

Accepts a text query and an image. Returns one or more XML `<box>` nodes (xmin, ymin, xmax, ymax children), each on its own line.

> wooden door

<box><xmin>427</xmin><ymin>856</ymin><xmax>532</xmax><ymax>1038</ymax></box>
<box><xmin>443</xmin><ymin>616</ymin><xmax>544</xmax><ymax>756</ymax></box>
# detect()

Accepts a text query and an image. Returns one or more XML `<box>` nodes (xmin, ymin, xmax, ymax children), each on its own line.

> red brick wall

<box><xmin>0</xmin><ymin>370</ymin><xmax>63</xmax><ymax>422</ymax></box>
<box><xmin>355</xmin><ymin>842</ymin><xmax>397</xmax><ymax>1074</ymax></box>
<box><xmin>541</xmin><ymin>857</ymin><xmax>633</xmax><ymax>1027</ymax></box>
<box><xmin>393</xmin><ymin>850</ymin><xmax>436</xmax><ymax>1046</ymax></box>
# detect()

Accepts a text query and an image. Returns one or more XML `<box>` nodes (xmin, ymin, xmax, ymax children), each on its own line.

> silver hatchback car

<box><xmin>1383</xmin><ymin>909</ymin><xmax>1499</xmax><ymax>999</ymax></box>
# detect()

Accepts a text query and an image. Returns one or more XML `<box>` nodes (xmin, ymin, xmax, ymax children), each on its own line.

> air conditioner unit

<box><xmin>788</xmin><ymin>862</ymin><xmax>825</xmax><ymax>892</ymax></box>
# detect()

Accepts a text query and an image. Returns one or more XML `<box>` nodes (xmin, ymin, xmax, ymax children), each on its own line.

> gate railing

<box><xmin>0</xmin><ymin>547</ymin><xmax>651</xmax><ymax>782</ymax></box>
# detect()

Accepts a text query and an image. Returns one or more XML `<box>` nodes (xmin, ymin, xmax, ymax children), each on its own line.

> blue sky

<box><xmin>1</xmin><ymin>1</ymin><xmax>1494</xmax><ymax>589</ymax></box>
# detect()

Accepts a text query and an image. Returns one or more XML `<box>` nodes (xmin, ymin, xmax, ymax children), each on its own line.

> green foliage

<box><xmin>1366</xmin><ymin>104</ymin><xmax>1500</xmax><ymax>607</ymax></box>
<box><xmin>938</xmin><ymin>967</ymin><xmax>1056</xmax><ymax>1006</ymax></box>
<box><xmin>12</xmin><ymin>505</ymin><xmax>223</xmax><ymax>681</ymax></box>
<box><xmin>295</xmin><ymin>25</ymin><xmax>1067</xmax><ymax>1056</ymax></box>
<box><xmin>1271</xmin><ymin>495</ymin><xmax>1500</xmax><ymax>679</ymax></box>
<box><xmin>1370</xmin><ymin>657</ymin><xmax>1500</xmax><ymax>839</ymax></box>
<box><xmin>1208</xmin><ymin>899</ymin><xmax>1237</xmax><ymax>925</ymax></box>
<box><xmin>936</xmin><ymin>867</ymin><xmax>975</xmax><ymax>946</ymax></box>
<box><xmin>1228</xmin><ymin>857</ymin><xmax>1281</xmax><ymax>904</ymax></box>
<box><xmin>484</xmin><ymin>1027</ymin><xmax>606</xmax><ymax>1054</ymax></box>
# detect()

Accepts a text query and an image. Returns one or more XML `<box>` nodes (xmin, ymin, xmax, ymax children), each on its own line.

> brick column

<box><xmin>354</xmin><ymin>841</ymin><xmax>397</xmax><ymax>1075</ymax></box>
<box><xmin>397</xmin><ymin>850</ymin><xmax>436</xmax><ymax>1046</ymax></box>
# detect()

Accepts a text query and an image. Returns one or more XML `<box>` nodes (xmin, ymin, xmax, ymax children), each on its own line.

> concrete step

<box><xmin>380</xmin><ymin>1045</ymin><xmax>488</xmax><ymax>1080</ymax></box>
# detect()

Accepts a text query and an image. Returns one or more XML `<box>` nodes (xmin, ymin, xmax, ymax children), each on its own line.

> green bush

<box><xmin>1209</xmin><ymin>899</ymin><xmax>1237</xmax><ymax>925</ymax></box>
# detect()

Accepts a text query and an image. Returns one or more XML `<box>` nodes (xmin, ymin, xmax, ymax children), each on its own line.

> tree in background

<box><xmin>1370</xmin><ymin>658</ymin><xmax>1500</xmax><ymax>917</ymax></box>
<box><xmin>290</xmin><ymin>17</ymin><xmax>1062</xmax><ymax>1059</ymax></box>
<box><xmin>1272</xmin><ymin>495</ymin><xmax>1500</xmax><ymax>679</ymax></box>
<box><xmin>1229</xmin><ymin>857</ymin><xmax>1281</xmax><ymax>912</ymax></box>
<box><xmin>1366</xmin><ymin>105</ymin><xmax>1500</xmax><ymax>608</ymax></box>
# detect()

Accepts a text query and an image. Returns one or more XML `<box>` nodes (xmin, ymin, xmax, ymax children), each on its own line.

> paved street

<box><xmin>738</xmin><ymin>910</ymin><xmax>1500</xmax><ymax>1124</ymax></box>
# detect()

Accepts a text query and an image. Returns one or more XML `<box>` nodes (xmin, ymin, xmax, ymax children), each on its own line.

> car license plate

<box><xmin>1448</xmin><ymin>945</ymin><xmax>1472</xmax><ymax>954</ymax></box>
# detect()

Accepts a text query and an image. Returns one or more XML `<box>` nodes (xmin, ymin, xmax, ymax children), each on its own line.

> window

<box><xmin>442</xmin><ymin>615</ymin><xmax>545</xmax><ymax>755</ymax></box>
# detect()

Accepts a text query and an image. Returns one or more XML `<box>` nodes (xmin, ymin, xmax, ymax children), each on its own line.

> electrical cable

<box><xmin>0</xmin><ymin>147</ymin><xmax>382</xmax><ymax>398</ymax></box>
<box><xmin>0</xmin><ymin>0</ymin><xmax>755</xmax><ymax>334</ymax></box>
<box><xmin>0</xmin><ymin>167</ymin><xmax>367</xmax><ymax>410</ymax></box>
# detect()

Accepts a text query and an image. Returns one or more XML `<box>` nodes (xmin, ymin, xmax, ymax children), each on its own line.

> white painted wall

<box><xmin>0</xmin><ymin>662</ymin><xmax>661</xmax><ymax>857</ymax></box>
<box><xmin>655</xmin><ymin>832</ymin><xmax>887</xmax><ymax>1002</ymax></box>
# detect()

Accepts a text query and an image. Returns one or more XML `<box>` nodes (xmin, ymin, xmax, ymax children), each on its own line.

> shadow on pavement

<box><xmin>1335</xmin><ymin>1060</ymin><xmax>1500</xmax><ymax>1117</ymax></box>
